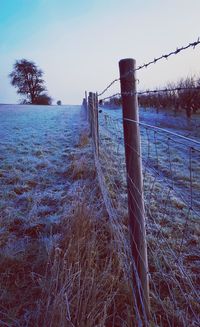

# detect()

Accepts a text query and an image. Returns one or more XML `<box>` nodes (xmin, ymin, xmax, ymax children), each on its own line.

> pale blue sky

<box><xmin>0</xmin><ymin>0</ymin><xmax>200</xmax><ymax>104</ymax></box>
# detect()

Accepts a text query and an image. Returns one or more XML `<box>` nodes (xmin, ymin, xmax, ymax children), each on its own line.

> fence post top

<box><xmin>119</xmin><ymin>58</ymin><xmax>136</xmax><ymax>65</ymax></box>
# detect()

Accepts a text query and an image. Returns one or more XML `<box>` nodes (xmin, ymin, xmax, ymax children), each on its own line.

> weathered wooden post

<box><xmin>119</xmin><ymin>58</ymin><xmax>150</xmax><ymax>318</ymax></box>
<box><xmin>88</xmin><ymin>92</ymin><xmax>93</xmax><ymax>136</ymax></box>
<box><xmin>91</xmin><ymin>92</ymin><xmax>95</xmax><ymax>142</ymax></box>
<box><xmin>96</xmin><ymin>92</ymin><xmax>99</xmax><ymax>157</ymax></box>
<box><xmin>93</xmin><ymin>92</ymin><xmax>99</xmax><ymax>157</ymax></box>
<box><xmin>88</xmin><ymin>92</ymin><xmax>99</xmax><ymax>156</ymax></box>
<box><xmin>85</xmin><ymin>90</ymin><xmax>88</xmax><ymax>115</ymax></box>
<box><xmin>82</xmin><ymin>91</ymin><xmax>88</xmax><ymax>120</ymax></box>
<box><xmin>85</xmin><ymin>91</ymin><xmax>87</xmax><ymax>107</ymax></box>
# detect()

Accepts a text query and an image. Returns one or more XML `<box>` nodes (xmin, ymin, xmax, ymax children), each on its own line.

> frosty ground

<box><xmin>0</xmin><ymin>104</ymin><xmax>134</xmax><ymax>326</ymax></box>
<box><xmin>0</xmin><ymin>104</ymin><xmax>199</xmax><ymax>326</ymax></box>
<box><xmin>0</xmin><ymin>104</ymin><xmax>82</xmax><ymax>228</ymax></box>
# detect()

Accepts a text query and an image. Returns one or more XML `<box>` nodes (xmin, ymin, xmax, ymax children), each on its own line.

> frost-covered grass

<box><xmin>1</xmin><ymin>104</ymin><xmax>200</xmax><ymax>325</ymax></box>
<box><xmin>0</xmin><ymin>105</ymin><xmax>82</xmax><ymax>228</ymax></box>
<box><xmin>0</xmin><ymin>105</ymin><xmax>136</xmax><ymax>326</ymax></box>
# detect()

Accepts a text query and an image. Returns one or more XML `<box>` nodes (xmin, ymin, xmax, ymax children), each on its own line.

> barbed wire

<box><xmin>98</xmin><ymin>79</ymin><xmax>120</xmax><ymax>97</ymax></box>
<box><xmin>136</xmin><ymin>85</ymin><xmax>200</xmax><ymax>96</ymax></box>
<box><xmin>133</xmin><ymin>37</ymin><xmax>200</xmax><ymax>72</ymax></box>
<box><xmin>97</xmin><ymin>37</ymin><xmax>200</xmax><ymax>98</ymax></box>
<box><xmin>99</xmin><ymin>86</ymin><xmax>200</xmax><ymax>103</ymax></box>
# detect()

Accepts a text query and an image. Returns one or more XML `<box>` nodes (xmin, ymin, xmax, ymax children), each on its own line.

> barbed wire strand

<box><xmin>99</xmin><ymin>85</ymin><xmax>200</xmax><ymax>102</ymax></box>
<box><xmin>130</xmin><ymin>38</ymin><xmax>200</xmax><ymax>73</ymax></box>
<box><xmin>98</xmin><ymin>37</ymin><xmax>200</xmax><ymax>97</ymax></box>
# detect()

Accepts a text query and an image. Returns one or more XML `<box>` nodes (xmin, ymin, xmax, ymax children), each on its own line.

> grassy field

<box><xmin>0</xmin><ymin>105</ymin><xmax>136</xmax><ymax>326</ymax></box>
<box><xmin>0</xmin><ymin>104</ymin><xmax>199</xmax><ymax>326</ymax></box>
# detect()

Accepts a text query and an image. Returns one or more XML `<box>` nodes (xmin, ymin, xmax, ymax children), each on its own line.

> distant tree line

<box><xmin>101</xmin><ymin>77</ymin><xmax>200</xmax><ymax>118</ymax></box>
<box><xmin>138</xmin><ymin>77</ymin><xmax>200</xmax><ymax>118</ymax></box>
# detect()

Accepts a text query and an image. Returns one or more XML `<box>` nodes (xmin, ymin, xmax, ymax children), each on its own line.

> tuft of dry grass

<box><xmin>38</xmin><ymin>202</ymin><xmax>135</xmax><ymax>327</ymax></box>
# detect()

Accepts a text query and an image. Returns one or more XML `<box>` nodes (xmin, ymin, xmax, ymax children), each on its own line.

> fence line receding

<box><xmin>82</xmin><ymin>37</ymin><xmax>200</xmax><ymax>327</ymax></box>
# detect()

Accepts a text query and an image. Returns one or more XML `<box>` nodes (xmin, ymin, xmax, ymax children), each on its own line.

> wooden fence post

<box><xmin>82</xmin><ymin>91</ymin><xmax>88</xmax><ymax>120</ymax></box>
<box><xmin>93</xmin><ymin>92</ymin><xmax>99</xmax><ymax>157</ymax></box>
<box><xmin>88</xmin><ymin>92</ymin><xmax>99</xmax><ymax>156</ymax></box>
<box><xmin>85</xmin><ymin>90</ymin><xmax>88</xmax><ymax>115</ymax></box>
<box><xmin>85</xmin><ymin>91</ymin><xmax>88</xmax><ymax>107</ymax></box>
<box><xmin>119</xmin><ymin>58</ymin><xmax>150</xmax><ymax>318</ymax></box>
<box><xmin>96</xmin><ymin>92</ymin><xmax>99</xmax><ymax>157</ymax></box>
<box><xmin>88</xmin><ymin>92</ymin><xmax>93</xmax><ymax>136</ymax></box>
<box><xmin>91</xmin><ymin>92</ymin><xmax>95</xmax><ymax>142</ymax></box>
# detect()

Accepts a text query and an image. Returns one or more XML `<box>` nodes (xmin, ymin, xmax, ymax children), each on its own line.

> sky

<box><xmin>0</xmin><ymin>0</ymin><xmax>200</xmax><ymax>104</ymax></box>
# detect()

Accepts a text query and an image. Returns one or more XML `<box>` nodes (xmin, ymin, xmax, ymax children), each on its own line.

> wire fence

<box><xmin>97</xmin><ymin>112</ymin><xmax>200</xmax><ymax>326</ymax></box>
<box><xmin>83</xmin><ymin>38</ymin><xmax>200</xmax><ymax>326</ymax></box>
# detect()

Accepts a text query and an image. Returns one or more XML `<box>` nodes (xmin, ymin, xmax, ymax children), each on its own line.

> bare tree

<box><xmin>9</xmin><ymin>59</ymin><xmax>51</xmax><ymax>105</ymax></box>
